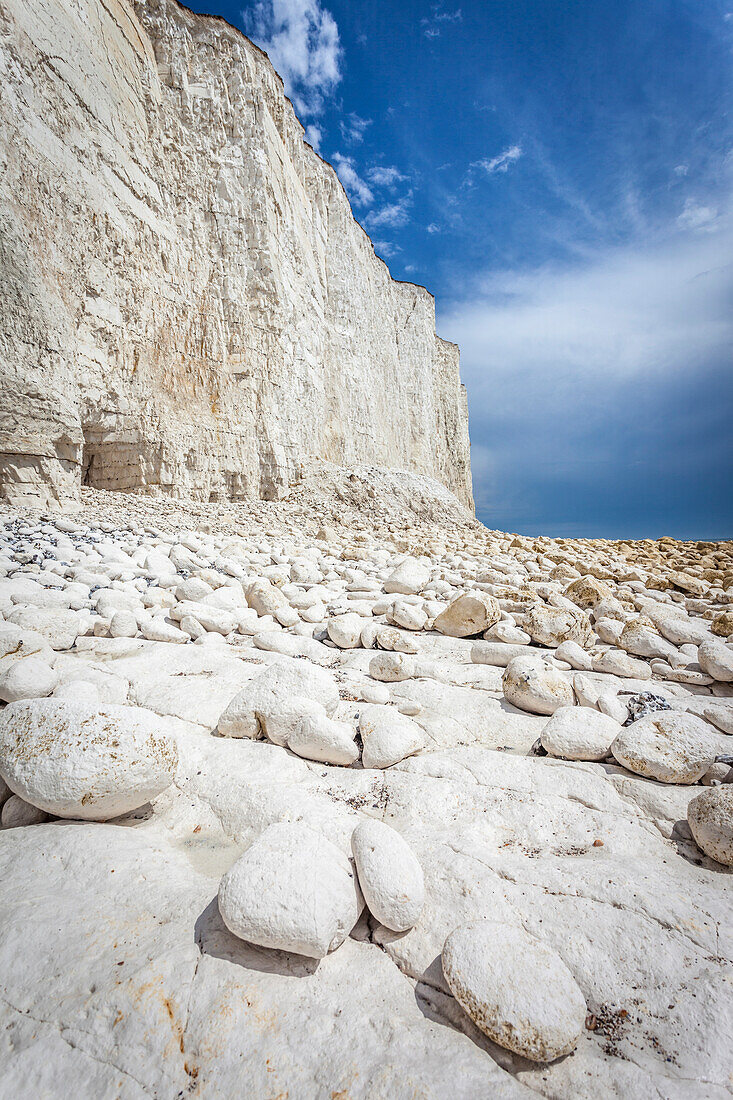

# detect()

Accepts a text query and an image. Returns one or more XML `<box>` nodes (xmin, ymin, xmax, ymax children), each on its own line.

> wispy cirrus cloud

<box><xmin>367</xmin><ymin>165</ymin><xmax>408</xmax><ymax>187</ymax></box>
<box><xmin>332</xmin><ymin>153</ymin><xmax>374</xmax><ymax>205</ymax></box>
<box><xmin>241</xmin><ymin>0</ymin><xmax>341</xmax><ymax>115</ymax></box>
<box><xmin>421</xmin><ymin>4</ymin><xmax>462</xmax><ymax>39</ymax></box>
<box><xmin>364</xmin><ymin>191</ymin><xmax>413</xmax><ymax>230</ymax></box>
<box><xmin>372</xmin><ymin>239</ymin><xmax>402</xmax><ymax>259</ymax></box>
<box><xmin>474</xmin><ymin>144</ymin><xmax>523</xmax><ymax>175</ymax></box>
<box><xmin>677</xmin><ymin>197</ymin><xmax>719</xmax><ymax>231</ymax></box>
<box><xmin>304</xmin><ymin>123</ymin><xmax>322</xmax><ymax>150</ymax></box>
<box><xmin>339</xmin><ymin>112</ymin><xmax>371</xmax><ymax>144</ymax></box>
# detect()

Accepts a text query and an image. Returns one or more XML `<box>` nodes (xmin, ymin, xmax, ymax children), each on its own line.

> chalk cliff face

<box><xmin>0</xmin><ymin>0</ymin><xmax>473</xmax><ymax>510</ymax></box>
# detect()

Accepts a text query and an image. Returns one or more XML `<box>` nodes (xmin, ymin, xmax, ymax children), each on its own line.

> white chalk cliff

<box><xmin>0</xmin><ymin>0</ymin><xmax>473</xmax><ymax>510</ymax></box>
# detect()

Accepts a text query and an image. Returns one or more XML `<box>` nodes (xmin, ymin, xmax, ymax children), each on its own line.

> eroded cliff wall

<box><xmin>0</xmin><ymin>0</ymin><xmax>473</xmax><ymax>510</ymax></box>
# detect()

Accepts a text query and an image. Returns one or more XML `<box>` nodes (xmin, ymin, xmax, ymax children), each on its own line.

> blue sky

<box><xmin>185</xmin><ymin>0</ymin><xmax>732</xmax><ymax>538</ymax></box>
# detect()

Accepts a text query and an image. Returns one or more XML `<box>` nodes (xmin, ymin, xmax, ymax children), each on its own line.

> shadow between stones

<box><xmin>194</xmin><ymin>895</ymin><xmax>320</xmax><ymax>976</ymax></box>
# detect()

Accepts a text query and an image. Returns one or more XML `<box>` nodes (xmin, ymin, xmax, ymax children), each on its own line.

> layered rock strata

<box><xmin>0</xmin><ymin>0</ymin><xmax>472</xmax><ymax>509</ymax></box>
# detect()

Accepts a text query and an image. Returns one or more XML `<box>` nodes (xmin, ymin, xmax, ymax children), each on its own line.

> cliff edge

<box><xmin>0</xmin><ymin>0</ymin><xmax>473</xmax><ymax>510</ymax></box>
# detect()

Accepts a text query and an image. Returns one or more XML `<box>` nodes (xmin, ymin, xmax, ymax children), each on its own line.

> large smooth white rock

<box><xmin>619</xmin><ymin>619</ymin><xmax>678</xmax><ymax>662</ymax></box>
<box><xmin>170</xmin><ymin>601</ymin><xmax>237</xmax><ymax>635</ymax></box>
<box><xmin>0</xmin><ymin>656</ymin><xmax>57</xmax><ymax>703</ymax></box>
<box><xmin>698</xmin><ymin>639</ymin><xmax>733</xmax><ymax>682</ymax></box>
<box><xmin>522</xmin><ymin>604</ymin><xmax>592</xmax><ymax>649</ymax></box>
<box><xmin>564</xmin><ymin>576</ymin><xmax>613</xmax><ymax>609</ymax></box>
<box><xmin>247</xmin><ymin>580</ymin><xmax>288</xmax><ymax>617</ymax></box>
<box><xmin>472</xmin><ymin>641</ymin><xmax>532</xmax><ymax>667</ymax></box>
<box><xmin>657</xmin><ymin>615</ymin><xmax>712</xmax><ymax>647</ymax></box>
<box><xmin>5</xmin><ymin>607</ymin><xmax>81</xmax><ymax>650</ymax></box>
<box><xmin>218</xmin><ymin>659</ymin><xmax>339</xmax><ymax>743</ymax></box>
<box><xmin>0</xmin><ymin>699</ymin><xmax>178</xmax><ymax>819</ymax></box>
<box><xmin>592</xmin><ymin>649</ymin><xmax>652</xmax><ymax>680</ymax></box>
<box><xmin>359</xmin><ymin>705</ymin><xmax>425</xmax><ymax>769</ymax></box>
<box><xmin>369</xmin><ymin>652</ymin><xmax>416</xmax><ymax>682</ymax></box>
<box><xmin>442</xmin><ymin>920</ymin><xmax>587</xmax><ymax>1062</ymax></box>
<box><xmin>554</xmin><ymin>640</ymin><xmax>593</xmax><ymax>671</ymax></box>
<box><xmin>351</xmin><ymin>818</ymin><xmax>424</xmax><ymax>931</ymax></box>
<box><xmin>502</xmin><ymin>656</ymin><xmax>574</xmax><ymax>715</ymax></box>
<box><xmin>384</xmin><ymin>559</ymin><xmax>430</xmax><ymax>595</ymax></box>
<box><xmin>388</xmin><ymin>599</ymin><xmax>429</xmax><ymax>631</ymax></box>
<box><xmin>540</xmin><ymin>706</ymin><xmax>620</xmax><ymax>761</ymax></box>
<box><xmin>109</xmin><ymin>610</ymin><xmax>138</xmax><ymax>638</ymax></box>
<box><xmin>703</xmin><ymin>704</ymin><xmax>733</xmax><ymax>735</ymax></box>
<box><xmin>434</xmin><ymin>592</ymin><xmax>501</xmax><ymax>638</ymax></box>
<box><xmin>687</xmin><ymin>785</ymin><xmax>733</xmax><ymax>866</ymax></box>
<box><xmin>288</xmin><ymin>713</ymin><xmax>360</xmax><ymax>766</ymax></box>
<box><xmin>611</xmin><ymin>712</ymin><xmax>721</xmax><ymax>784</ymax></box>
<box><xmin>327</xmin><ymin>612</ymin><xmax>363</xmax><ymax>649</ymax></box>
<box><xmin>218</xmin><ymin>822</ymin><xmax>364</xmax><ymax>957</ymax></box>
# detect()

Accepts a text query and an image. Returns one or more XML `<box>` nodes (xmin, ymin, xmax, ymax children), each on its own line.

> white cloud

<box><xmin>372</xmin><ymin>240</ymin><xmax>402</xmax><ymax>259</ymax></box>
<box><xmin>474</xmin><ymin>144</ymin><xmax>523</xmax><ymax>175</ymax></box>
<box><xmin>339</xmin><ymin>112</ymin><xmax>371</xmax><ymax>144</ymax></box>
<box><xmin>304</xmin><ymin>123</ymin><xmax>322</xmax><ymax>150</ymax></box>
<box><xmin>367</xmin><ymin>165</ymin><xmax>408</xmax><ymax>187</ymax></box>
<box><xmin>426</xmin><ymin>222</ymin><xmax>441</xmax><ymax>234</ymax></box>
<box><xmin>677</xmin><ymin>197</ymin><xmax>718</xmax><ymax>231</ymax></box>
<box><xmin>241</xmin><ymin>0</ymin><xmax>342</xmax><ymax>115</ymax></box>
<box><xmin>364</xmin><ymin>192</ymin><xmax>413</xmax><ymax>230</ymax></box>
<box><xmin>441</xmin><ymin>227</ymin><xmax>732</xmax><ymax>394</ymax></box>
<box><xmin>439</xmin><ymin>226</ymin><xmax>733</xmax><ymax>531</ymax></box>
<box><xmin>332</xmin><ymin>153</ymin><xmax>374</xmax><ymax>205</ymax></box>
<box><xmin>421</xmin><ymin>5</ymin><xmax>462</xmax><ymax>38</ymax></box>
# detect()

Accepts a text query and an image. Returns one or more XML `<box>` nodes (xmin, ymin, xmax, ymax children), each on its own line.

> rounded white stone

<box><xmin>540</xmin><ymin>706</ymin><xmax>620</xmax><ymax>761</ymax></box>
<box><xmin>387</xmin><ymin>600</ymin><xmax>428</xmax><ymax>631</ymax></box>
<box><xmin>0</xmin><ymin>699</ymin><xmax>178</xmax><ymax>819</ymax></box>
<box><xmin>703</xmin><ymin>705</ymin><xmax>733</xmax><ymax>736</ymax></box>
<box><xmin>1</xmin><ymin>793</ymin><xmax>49</xmax><ymax>828</ymax></box>
<box><xmin>0</xmin><ymin>656</ymin><xmax>57</xmax><ymax>703</ymax></box>
<box><xmin>369</xmin><ymin>652</ymin><xmax>416</xmax><ymax>683</ymax></box>
<box><xmin>217</xmin><ymin>659</ymin><xmax>340</xmax><ymax>742</ymax></box>
<box><xmin>592</xmin><ymin>649</ymin><xmax>652</xmax><ymax>680</ymax></box>
<box><xmin>52</xmin><ymin>680</ymin><xmax>102</xmax><ymax>706</ymax></box>
<box><xmin>442</xmin><ymin>920</ymin><xmax>587</xmax><ymax>1062</ymax></box>
<box><xmin>522</xmin><ymin>604</ymin><xmax>592</xmax><ymax>649</ymax></box>
<box><xmin>502</xmin><ymin>656</ymin><xmax>574</xmax><ymax>715</ymax></box>
<box><xmin>351</xmin><ymin>818</ymin><xmax>424</xmax><ymax>931</ymax></box>
<box><xmin>140</xmin><ymin>617</ymin><xmax>188</xmax><ymax>644</ymax></box>
<box><xmin>247</xmin><ymin>579</ymin><xmax>287</xmax><ymax>617</ymax></box>
<box><xmin>383</xmin><ymin>559</ymin><xmax>430</xmax><ymax>596</ymax></box>
<box><xmin>327</xmin><ymin>612</ymin><xmax>363</xmax><ymax>649</ymax></box>
<box><xmin>359</xmin><ymin>705</ymin><xmax>424</xmax><ymax>769</ymax></box>
<box><xmin>610</xmin><ymin>712</ymin><xmax>721</xmax><ymax>784</ymax></box>
<box><xmin>109</xmin><ymin>610</ymin><xmax>138</xmax><ymax>638</ymax></box>
<box><xmin>175</xmin><ymin>577</ymin><xmax>214</xmax><ymax>602</ymax></box>
<box><xmin>375</xmin><ymin>627</ymin><xmax>417</xmax><ymax>654</ymax></box>
<box><xmin>698</xmin><ymin>639</ymin><xmax>733</xmax><ymax>682</ymax></box>
<box><xmin>687</xmin><ymin>785</ymin><xmax>733</xmax><ymax>866</ymax></box>
<box><xmin>434</xmin><ymin>591</ymin><xmax>501</xmax><ymax>638</ymax></box>
<box><xmin>218</xmin><ymin>821</ymin><xmax>363</xmax><ymax>957</ymax></box>
<box><xmin>5</xmin><ymin>607</ymin><xmax>81</xmax><ymax>650</ymax></box>
<box><xmin>288</xmin><ymin>713</ymin><xmax>359</xmax><ymax>766</ymax></box>
<box><xmin>554</xmin><ymin>640</ymin><xmax>593</xmax><ymax>671</ymax></box>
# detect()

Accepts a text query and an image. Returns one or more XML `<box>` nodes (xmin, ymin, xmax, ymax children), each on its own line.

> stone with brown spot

<box><xmin>0</xmin><ymin>699</ymin><xmax>178</xmax><ymax>819</ymax></box>
<box><xmin>442</xmin><ymin>920</ymin><xmax>587</xmax><ymax>1062</ymax></box>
